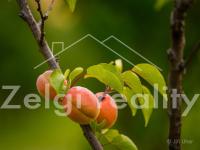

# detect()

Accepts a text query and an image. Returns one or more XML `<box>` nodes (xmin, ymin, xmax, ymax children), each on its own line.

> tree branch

<box><xmin>80</xmin><ymin>125</ymin><xmax>104</xmax><ymax>150</ymax></box>
<box><xmin>35</xmin><ymin>0</ymin><xmax>47</xmax><ymax>45</ymax></box>
<box><xmin>17</xmin><ymin>0</ymin><xmax>58</xmax><ymax>69</ymax></box>
<box><xmin>167</xmin><ymin>0</ymin><xmax>193</xmax><ymax>150</ymax></box>
<box><xmin>16</xmin><ymin>0</ymin><xmax>103</xmax><ymax>150</ymax></box>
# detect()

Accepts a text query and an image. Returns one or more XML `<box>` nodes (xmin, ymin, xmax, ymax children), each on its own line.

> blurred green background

<box><xmin>0</xmin><ymin>0</ymin><xmax>200</xmax><ymax>149</ymax></box>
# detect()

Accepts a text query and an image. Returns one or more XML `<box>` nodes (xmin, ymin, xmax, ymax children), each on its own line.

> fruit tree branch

<box><xmin>80</xmin><ymin>125</ymin><xmax>104</xmax><ymax>150</ymax></box>
<box><xmin>16</xmin><ymin>0</ymin><xmax>103</xmax><ymax>150</ymax></box>
<box><xmin>35</xmin><ymin>0</ymin><xmax>48</xmax><ymax>44</ymax></box>
<box><xmin>16</xmin><ymin>0</ymin><xmax>58</xmax><ymax>69</ymax></box>
<box><xmin>167</xmin><ymin>0</ymin><xmax>193</xmax><ymax>150</ymax></box>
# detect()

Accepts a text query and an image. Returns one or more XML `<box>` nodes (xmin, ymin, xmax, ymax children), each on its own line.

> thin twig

<box><xmin>37</xmin><ymin>0</ymin><xmax>55</xmax><ymax>26</ymax></box>
<box><xmin>35</xmin><ymin>0</ymin><xmax>48</xmax><ymax>45</ymax></box>
<box><xmin>16</xmin><ymin>0</ymin><xmax>103</xmax><ymax>150</ymax></box>
<box><xmin>17</xmin><ymin>0</ymin><xmax>58</xmax><ymax>69</ymax></box>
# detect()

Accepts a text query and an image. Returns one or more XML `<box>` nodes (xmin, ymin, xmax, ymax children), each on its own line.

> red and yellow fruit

<box><xmin>37</xmin><ymin>71</ymin><xmax>117</xmax><ymax>127</ymax></box>
<box><xmin>36</xmin><ymin>70</ymin><xmax>67</xmax><ymax>100</ymax></box>
<box><xmin>62</xmin><ymin>86</ymin><xmax>100</xmax><ymax>124</ymax></box>
<box><xmin>96</xmin><ymin>92</ymin><xmax>118</xmax><ymax>129</ymax></box>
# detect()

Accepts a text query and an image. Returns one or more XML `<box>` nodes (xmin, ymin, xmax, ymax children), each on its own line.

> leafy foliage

<box><xmin>65</xmin><ymin>0</ymin><xmax>77</xmax><ymax>12</ymax></box>
<box><xmin>140</xmin><ymin>86</ymin><xmax>155</xmax><ymax>127</ymax></box>
<box><xmin>86</xmin><ymin>63</ymin><xmax>124</xmax><ymax>93</ymax></box>
<box><xmin>98</xmin><ymin>129</ymin><xmax>138</xmax><ymax>150</ymax></box>
<box><xmin>64</xmin><ymin>69</ymin><xmax>70</xmax><ymax>79</ymax></box>
<box><xmin>122</xmin><ymin>70</ymin><xmax>154</xmax><ymax>126</ymax></box>
<box><xmin>132</xmin><ymin>64</ymin><xmax>167</xmax><ymax>101</ymax></box>
<box><xmin>122</xmin><ymin>71</ymin><xmax>143</xmax><ymax>94</ymax></box>
<box><xmin>123</xmin><ymin>87</ymin><xmax>137</xmax><ymax>116</ymax></box>
<box><xmin>46</xmin><ymin>60</ymin><xmax>167</xmax><ymax>149</ymax></box>
<box><xmin>50</xmin><ymin>61</ymin><xmax>166</xmax><ymax>128</ymax></box>
<box><xmin>85</xmin><ymin>61</ymin><xmax>168</xmax><ymax>126</ymax></box>
<box><xmin>69</xmin><ymin>67</ymin><xmax>84</xmax><ymax>82</ymax></box>
<box><xmin>50</xmin><ymin>69</ymin><xmax>66</xmax><ymax>94</ymax></box>
<box><xmin>154</xmin><ymin>0</ymin><xmax>170</xmax><ymax>10</ymax></box>
<box><xmin>115</xmin><ymin>59</ymin><xmax>123</xmax><ymax>73</ymax></box>
<box><xmin>90</xmin><ymin>120</ymin><xmax>107</xmax><ymax>133</ymax></box>
<box><xmin>121</xmin><ymin>71</ymin><xmax>143</xmax><ymax>117</ymax></box>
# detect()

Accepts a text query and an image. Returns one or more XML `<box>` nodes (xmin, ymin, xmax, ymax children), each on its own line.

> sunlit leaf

<box><xmin>132</xmin><ymin>64</ymin><xmax>167</xmax><ymax>101</ymax></box>
<box><xmin>99</xmin><ymin>129</ymin><xmax>138</xmax><ymax>150</ymax></box>
<box><xmin>64</xmin><ymin>69</ymin><xmax>70</xmax><ymax>79</ymax></box>
<box><xmin>100</xmin><ymin>63</ymin><xmax>122</xmax><ymax>75</ymax></box>
<box><xmin>123</xmin><ymin>87</ymin><xmax>137</xmax><ymax>116</ymax></box>
<box><xmin>90</xmin><ymin>120</ymin><xmax>107</xmax><ymax>133</ymax></box>
<box><xmin>50</xmin><ymin>69</ymin><xmax>65</xmax><ymax>94</ymax></box>
<box><xmin>121</xmin><ymin>71</ymin><xmax>142</xmax><ymax>117</ymax></box>
<box><xmin>122</xmin><ymin>71</ymin><xmax>143</xmax><ymax>94</ymax></box>
<box><xmin>69</xmin><ymin>67</ymin><xmax>84</xmax><ymax>82</ymax></box>
<box><xmin>86</xmin><ymin>63</ymin><xmax>124</xmax><ymax>93</ymax></box>
<box><xmin>154</xmin><ymin>0</ymin><xmax>170</xmax><ymax>10</ymax></box>
<box><xmin>115</xmin><ymin>59</ymin><xmax>123</xmax><ymax>72</ymax></box>
<box><xmin>65</xmin><ymin>0</ymin><xmax>77</xmax><ymax>12</ymax></box>
<box><xmin>122</xmin><ymin>70</ymin><xmax>155</xmax><ymax>126</ymax></box>
<box><xmin>139</xmin><ymin>86</ymin><xmax>154</xmax><ymax>127</ymax></box>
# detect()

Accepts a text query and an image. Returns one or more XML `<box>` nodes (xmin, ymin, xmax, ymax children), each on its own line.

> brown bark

<box><xmin>168</xmin><ymin>0</ymin><xmax>193</xmax><ymax>150</ymax></box>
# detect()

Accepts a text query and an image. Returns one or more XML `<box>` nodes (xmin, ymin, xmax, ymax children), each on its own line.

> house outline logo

<box><xmin>34</xmin><ymin>34</ymin><xmax>162</xmax><ymax>71</ymax></box>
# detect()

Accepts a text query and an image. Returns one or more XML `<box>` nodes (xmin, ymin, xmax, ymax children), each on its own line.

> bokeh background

<box><xmin>0</xmin><ymin>0</ymin><xmax>200</xmax><ymax>149</ymax></box>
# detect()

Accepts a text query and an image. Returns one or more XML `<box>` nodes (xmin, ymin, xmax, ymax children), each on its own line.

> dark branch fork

<box><xmin>35</xmin><ymin>0</ymin><xmax>47</xmax><ymax>45</ymax></box>
<box><xmin>16</xmin><ymin>0</ymin><xmax>103</xmax><ymax>149</ymax></box>
<box><xmin>17</xmin><ymin>0</ymin><xmax>58</xmax><ymax>69</ymax></box>
<box><xmin>168</xmin><ymin>0</ymin><xmax>193</xmax><ymax>150</ymax></box>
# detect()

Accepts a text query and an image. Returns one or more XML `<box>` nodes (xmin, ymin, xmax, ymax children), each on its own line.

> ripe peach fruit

<box><xmin>96</xmin><ymin>93</ymin><xmax>118</xmax><ymax>128</ymax></box>
<box><xmin>36</xmin><ymin>70</ymin><xmax>67</xmax><ymax>100</ymax></box>
<box><xmin>63</xmin><ymin>86</ymin><xmax>100</xmax><ymax>124</ymax></box>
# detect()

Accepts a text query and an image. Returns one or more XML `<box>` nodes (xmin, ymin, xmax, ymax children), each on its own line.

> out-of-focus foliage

<box><xmin>155</xmin><ymin>0</ymin><xmax>170</xmax><ymax>10</ymax></box>
<box><xmin>0</xmin><ymin>0</ymin><xmax>200</xmax><ymax>150</ymax></box>
<box><xmin>65</xmin><ymin>0</ymin><xmax>77</xmax><ymax>12</ymax></box>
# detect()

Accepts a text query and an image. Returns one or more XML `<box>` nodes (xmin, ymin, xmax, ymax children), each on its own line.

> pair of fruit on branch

<box><xmin>36</xmin><ymin>70</ymin><xmax>118</xmax><ymax>129</ymax></box>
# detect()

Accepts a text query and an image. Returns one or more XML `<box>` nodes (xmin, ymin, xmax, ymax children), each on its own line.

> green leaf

<box><xmin>100</xmin><ymin>129</ymin><xmax>119</xmax><ymax>144</ymax></box>
<box><xmin>86</xmin><ymin>63</ymin><xmax>124</xmax><ymax>93</ymax></box>
<box><xmin>99</xmin><ymin>129</ymin><xmax>138</xmax><ymax>150</ymax></box>
<box><xmin>139</xmin><ymin>86</ymin><xmax>155</xmax><ymax>127</ymax></box>
<box><xmin>100</xmin><ymin>63</ymin><xmax>122</xmax><ymax>75</ymax></box>
<box><xmin>121</xmin><ymin>71</ymin><xmax>142</xmax><ymax>116</ymax></box>
<box><xmin>112</xmin><ymin>135</ymin><xmax>138</xmax><ymax>150</ymax></box>
<box><xmin>122</xmin><ymin>71</ymin><xmax>143</xmax><ymax>94</ymax></box>
<box><xmin>69</xmin><ymin>67</ymin><xmax>84</xmax><ymax>82</ymax></box>
<box><xmin>132</xmin><ymin>64</ymin><xmax>167</xmax><ymax>101</ymax></box>
<box><xmin>115</xmin><ymin>59</ymin><xmax>123</xmax><ymax>72</ymax></box>
<box><xmin>64</xmin><ymin>69</ymin><xmax>70</xmax><ymax>79</ymax></box>
<box><xmin>90</xmin><ymin>120</ymin><xmax>107</xmax><ymax>133</ymax></box>
<box><xmin>50</xmin><ymin>69</ymin><xmax>65</xmax><ymax>94</ymax></box>
<box><xmin>122</xmin><ymin>71</ymin><xmax>154</xmax><ymax>126</ymax></box>
<box><xmin>66</xmin><ymin>0</ymin><xmax>77</xmax><ymax>12</ymax></box>
<box><xmin>154</xmin><ymin>0</ymin><xmax>169</xmax><ymax>10</ymax></box>
<box><xmin>123</xmin><ymin>87</ymin><xmax>137</xmax><ymax>116</ymax></box>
